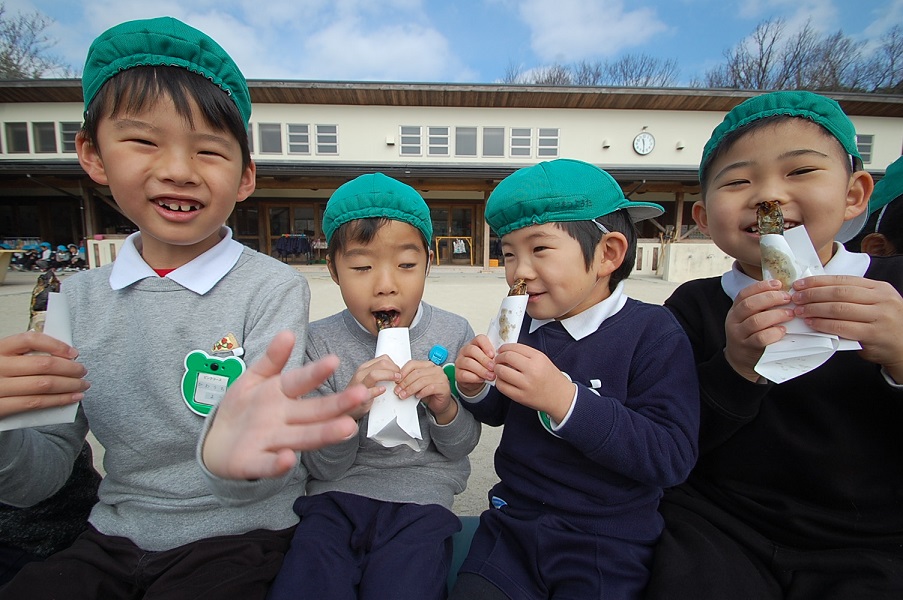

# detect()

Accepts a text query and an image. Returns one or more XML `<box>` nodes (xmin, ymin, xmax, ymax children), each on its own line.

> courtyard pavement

<box><xmin>0</xmin><ymin>266</ymin><xmax>680</xmax><ymax>516</ymax></box>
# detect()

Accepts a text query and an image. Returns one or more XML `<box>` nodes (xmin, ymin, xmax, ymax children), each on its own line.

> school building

<box><xmin>1</xmin><ymin>80</ymin><xmax>901</xmax><ymax>281</ymax></box>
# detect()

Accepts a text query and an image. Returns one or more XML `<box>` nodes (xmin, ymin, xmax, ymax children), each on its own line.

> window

<box><xmin>428</xmin><ymin>126</ymin><xmax>449</xmax><ymax>156</ymax></box>
<box><xmin>482</xmin><ymin>127</ymin><xmax>504</xmax><ymax>157</ymax></box>
<box><xmin>5</xmin><ymin>122</ymin><xmax>28</xmax><ymax>153</ymax></box>
<box><xmin>60</xmin><ymin>122</ymin><xmax>80</xmax><ymax>153</ymax></box>
<box><xmin>400</xmin><ymin>125</ymin><xmax>422</xmax><ymax>156</ymax></box>
<box><xmin>287</xmin><ymin>124</ymin><xmax>310</xmax><ymax>154</ymax></box>
<box><xmin>32</xmin><ymin>122</ymin><xmax>56</xmax><ymax>153</ymax></box>
<box><xmin>538</xmin><ymin>128</ymin><xmax>559</xmax><ymax>158</ymax></box>
<box><xmin>247</xmin><ymin>125</ymin><xmax>254</xmax><ymax>153</ymax></box>
<box><xmin>316</xmin><ymin>124</ymin><xmax>338</xmax><ymax>154</ymax></box>
<box><xmin>856</xmin><ymin>134</ymin><xmax>873</xmax><ymax>164</ymax></box>
<box><xmin>455</xmin><ymin>127</ymin><xmax>477</xmax><ymax>156</ymax></box>
<box><xmin>259</xmin><ymin>123</ymin><xmax>283</xmax><ymax>154</ymax></box>
<box><xmin>510</xmin><ymin>128</ymin><xmax>531</xmax><ymax>157</ymax></box>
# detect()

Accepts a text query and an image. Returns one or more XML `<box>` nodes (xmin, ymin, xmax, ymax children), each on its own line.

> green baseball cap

<box><xmin>82</xmin><ymin>17</ymin><xmax>251</xmax><ymax>127</ymax></box>
<box><xmin>700</xmin><ymin>91</ymin><xmax>865</xmax><ymax>242</ymax></box>
<box><xmin>323</xmin><ymin>173</ymin><xmax>433</xmax><ymax>244</ymax></box>
<box><xmin>485</xmin><ymin>159</ymin><xmax>663</xmax><ymax>237</ymax></box>
<box><xmin>870</xmin><ymin>155</ymin><xmax>903</xmax><ymax>216</ymax></box>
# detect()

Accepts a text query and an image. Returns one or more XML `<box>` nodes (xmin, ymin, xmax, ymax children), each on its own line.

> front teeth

<box><xmin>158</xmin><ymin>201</ymin><xmax>197</xmax><ymax>212</ymax></box>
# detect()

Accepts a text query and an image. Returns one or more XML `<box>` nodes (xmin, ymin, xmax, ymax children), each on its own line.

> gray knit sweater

<box><xmin>303</xmin><ymin>304</ymin><xmax>480</xmax><ymax>508</ymax></box>
<box><xmin>0</xmin><ymin>248</ymin><xmax>310</xmax><ymax>551</ymax></box>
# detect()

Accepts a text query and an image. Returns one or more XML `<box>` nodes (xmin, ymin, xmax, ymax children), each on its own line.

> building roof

<box><xmin>0</xmin><ymin>79</ymin><xmax>901</xmax><ymax>117</ymax></box>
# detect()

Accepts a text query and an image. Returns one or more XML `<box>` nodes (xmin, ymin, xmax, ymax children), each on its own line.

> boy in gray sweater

<box><xmin>0</xmin><ymin>17</ymin><xmax>362</xmax><ymax>599</ymax></box>
<box><xmin>267</xmin><ymin>173</ymin><xmax>481</xmax><ymax>600</ymax></box>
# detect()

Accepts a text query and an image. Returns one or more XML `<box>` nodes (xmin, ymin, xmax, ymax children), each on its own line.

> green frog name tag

<box><xmin>181</xmin><ymin>350</ymin><xmax>246</xmax><ymax>416</ymax></box>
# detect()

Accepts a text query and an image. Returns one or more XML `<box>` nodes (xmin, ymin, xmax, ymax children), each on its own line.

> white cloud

<box><xmin>17</xmin><ymin>0</ymin><xmax>477</xmax><ymax>81</ymax></box>
<box><xmin>863</xmin><ymin>0</ymin><xmax>903</xmax><ymax>42</ymax></box>
<box><xmin>516</xmin><ymin>0</ymin><xmax>669</xmax><ymax>62</ymax></box>
<box><xmin>296</xmin><ymin>17</ymin><xmax>465</xmax><ymax>81</ymax></box>
<box><xmin>737</xmin><ymin>0</ymin><xmax>838</xmax><ymax>32</ymax></box>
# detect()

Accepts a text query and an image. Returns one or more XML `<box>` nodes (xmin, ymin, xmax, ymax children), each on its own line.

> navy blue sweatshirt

<box><xmin>464</xmin><ymin>298</ymin><xmax>700</xmax><ymax>541</ymax></box>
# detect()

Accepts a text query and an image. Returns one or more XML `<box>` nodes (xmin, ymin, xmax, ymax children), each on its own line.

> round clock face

<box><xmin>633</xmin><ymin>131</ymin><xmax>655</xmax><ymax>155</ymax></box>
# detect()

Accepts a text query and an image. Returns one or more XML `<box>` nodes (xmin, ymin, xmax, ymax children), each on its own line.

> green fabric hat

<box><xmin>82</xmin><ymin>17</ymin><xmax>251</xmax><ymax>127</ymax></box>
<box><xmin>700</xmin><ymin>91</ymin><xmax>860</xmax><ymax>182</ymax></box>
<box><xmin>485</xmin><ymin>159</ymin><xmax>663</xmax><ymax>237</ymax></box>
<box><xmin>870</xmin><ymin>155</ymin><xmax>903</xmax><ymax>216</ymax></box>
<box><xmin>323</xmin><ymin>173</ymin><xmax>433</xmax><ymax>244</ymax></box>
<box><xmin>700</xmin><ymin>91</ymin><xmax>864</xmax><ymax>242</ymax></box>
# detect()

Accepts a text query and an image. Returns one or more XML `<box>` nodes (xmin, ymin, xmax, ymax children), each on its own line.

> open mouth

<box><xmin>156</xmin><ymin>200</ymin><xmax>200</xmax><ymax>212</ymax></box>
<box><xmin>746</xmin><ymin>221</ymin><xmax>800</xmax><ymax>234</ymax></box>
<box><xmin>374</xmin><ymin>310</ymin><xmax>399</xmax><ymax>330</ymax></box>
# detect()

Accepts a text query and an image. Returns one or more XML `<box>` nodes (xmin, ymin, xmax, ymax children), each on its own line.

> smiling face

<box><xmin>328</xmin><ymin>220</ymin><xmax>430</xmax><ymax>336</ymax></box>
<box><xmin>501</xmin><ymin>222</ymin><xmax>618</xmax><ymax>321</ymax></box>
<box><xmin>76</xmin><ymin>93</ymin><xmax>256</xmax><ymax>269</ymax></box>
<box><xmin>695</xmin><ymin>118</ymin><xmax>871</xmax><ymax>280</ymax></box>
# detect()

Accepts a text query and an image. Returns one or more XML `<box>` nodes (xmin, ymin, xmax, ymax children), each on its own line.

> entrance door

<box><xmin>267</xmin><ymin>204</ymin><xmax>318</xmax><ymax>263</ymax></box>
<box><xmin>430</xmin><ymin>205</ymin><xmax>475</xmax><ymax>265</ymax></box>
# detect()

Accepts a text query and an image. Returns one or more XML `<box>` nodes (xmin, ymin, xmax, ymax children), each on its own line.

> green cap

<box><xmin>700</xmin><ymin>91</ymin><xmax>864</xmax><ymax>242</ymax></box>
<box><xmin>485</xmin><ymin>159</ymin><xmax>663</xmax><ymax>237</ymax></box>
<box><xmin>700</xmin><ymin>91</ymin><xmax>860</xmax><ymax>182</ymax></box>
<box><xmin>323</xmin><ymin>173</ymin><xmax>433</xmax><ymax>244</ymax></box>
<box><xmin>82</xmin><ymin>17</ymin><xmax>251</xmax><ymax>127</ymax></box>
<box><xmin>870</xmin><ymin>155</ymin><xmax>903</xmax><ymax>216</ymax></box>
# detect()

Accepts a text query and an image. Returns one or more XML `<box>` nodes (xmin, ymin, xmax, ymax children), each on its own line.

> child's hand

<box><xmin>724</xmin><ymin>279</ymin><xmax>795</xmax><ymax>382</ymax></box>
<box><xmin>493</xmin><ymin>343</ymin><xmax>574</xmax><ymax>422</ymax></box>
<box><xmin>202</xmin><ymin>331</ymin><xmax>366</xmax><ymax>480</ymax></box>
<box><xmin>454</xmin><ymin>334</ymin><xmax>496</xmax><ymax>396</ymax></box>
<box><xmin>396</xmin><ymin>360</ymin><xmax>456</xmax><ymax>424</ymax></box>
<box><xmin>0</xmin><ymin>332</ymin><xmax>89</xmax><ymax>418</ymax></box>
<box><xmin>792</xmin><ymin>275</ymin><xmax>903</xmax><ymax>383</ymax></box>
<box><xmin>347</xmin><ymin>355</ymin><xmax>401</xmax><ymax>420</ymax></box>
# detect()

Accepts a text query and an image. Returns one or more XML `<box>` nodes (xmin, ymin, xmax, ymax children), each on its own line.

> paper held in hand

<box><xmin>487</xmin><ymin>279</ymin><xmax>528</xmax><ymax>351</ymax></box>
<box><xmin>754</xmin><ymin>226</ymin><xmax>861</xmax><ymax>384</ymax></box>
<box><xmin>366</xmin><ymin>327</ymin><xmax>423</xmax><ymax>451</ymax></box>
<box><xmin>0</xmin><ymin>292</ymin><xmax>80</xmax><ymax>432</ymax></box>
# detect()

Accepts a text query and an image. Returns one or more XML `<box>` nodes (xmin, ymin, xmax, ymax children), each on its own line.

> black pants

<box><xmin>0</xmin><ymin>525</ymin><xmax>294</xmax><ymax>600</ymax></box>
<box><xmin>645</xmin><ymin>487</ymin><xmax>903</xmax><ymax>600</ymax></box>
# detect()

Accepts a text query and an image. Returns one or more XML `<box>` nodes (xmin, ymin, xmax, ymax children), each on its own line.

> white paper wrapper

<box><xmin>0</xmin><ymin>293</ymin><xmax>79</xmax><ymax>431</ymax></box>
<box><xmin>366</xmin><ymin>327</ymin><xmax>422</xmax><ymax>450</ymax></box>
<box><xmin>759</xmin><ymin>234</ymin><xmax>800</xmax><ymax>291</ymax></box>
<box><xmin>754</xmin><ymin>226</ymin><xmax>860</xmax><ymax>384</ymax></box>
<box><xmin>487</xmin><ymin>294</ymin><xmax>528</xmax><ymax>351</ymax></box>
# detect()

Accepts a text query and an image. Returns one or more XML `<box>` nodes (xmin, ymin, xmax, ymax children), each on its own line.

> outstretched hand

<box><xmin>202</xmin><ymin>331</ymin><xmax>366</xmax><ymax>480</ymax></box>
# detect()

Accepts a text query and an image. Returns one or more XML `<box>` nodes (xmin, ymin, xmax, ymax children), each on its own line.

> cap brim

<box><xmin>834</xmin><ymin>209</ymin><xmax>869</xmax><ymax>243</ymax></box>
<box><xmin>625</xmin><ymin>203</ymin><xmax>665</xmax><ymax>223</ymax></box>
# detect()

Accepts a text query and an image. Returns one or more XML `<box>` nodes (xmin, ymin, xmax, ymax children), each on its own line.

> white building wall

<box><xmin>4</xmin><ymin>101</ymin><xmax>897</xmax><ymax>171</ymax></box>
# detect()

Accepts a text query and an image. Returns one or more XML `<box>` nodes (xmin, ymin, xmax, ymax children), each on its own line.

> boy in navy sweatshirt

<box><xmin>452</xmin><ymin>158</ymin><xmax>700</xmax><ymax>599</ymax></box>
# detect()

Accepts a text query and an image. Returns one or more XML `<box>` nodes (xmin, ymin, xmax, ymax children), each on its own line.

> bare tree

<box><xmin>704</xmin><ymin>17</ymin><xmax>901</xmax><ymax>93</ymax></box>
<box><xmin>603</xmin><ymin>54</ymin><xmax>679</xmax><ymax>87</ymax></box>
<box><xmin>861</xmin><ymin>25</ymin><xmax>903</xmax><ymax>93</ymax></box>
<box><xmin>528</xmin><ymin>63</ymin><xmax>573</xmax><ymax>85</ymax></box>
<box><xmin>505</xmin><ymin>54</ymin><xmax>677</xmax><ymax>87</ymax></box>
<box><xmin>0</xmin><ymin>4</ymin><xmax>70</xmax><ymax>79</ymax></box>
<box><xmin>572</xmin><ymin>60</ymin><xmax>604</xmax><ymax>86</ymax></box>
<box><xmin>502</xmin><ymin>59</ymin><xmax>525</xmax><ymax>84</ymax></box>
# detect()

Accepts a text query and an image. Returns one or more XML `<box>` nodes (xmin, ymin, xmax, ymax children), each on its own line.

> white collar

<box><xmin>721</xmin><ymin>242</ymin><xmax>871</xmax><ymax>300</ymax></box>
<box><xmin>109</xmin><ymin>227</ymin><xmax>244</xmax><ymax>295</ymax></box>
<box><xmin>528</xmin><ymin>281</ymin><xmax>628</xmax><ymax>340</ymax></box>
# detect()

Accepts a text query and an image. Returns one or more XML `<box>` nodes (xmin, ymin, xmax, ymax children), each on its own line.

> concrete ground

<box><xmin>0</xmin><ymin>266</ymin><xmax>680</xmax><ymax>516</ymax></box>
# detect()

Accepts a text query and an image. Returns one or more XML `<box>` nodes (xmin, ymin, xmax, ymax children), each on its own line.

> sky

<box><xmin>8</xmin><ymin>0</ymin><xmax>903</xmax><ymax>85</ymax></box>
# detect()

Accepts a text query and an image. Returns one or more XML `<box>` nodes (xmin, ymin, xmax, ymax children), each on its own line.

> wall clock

<box><xmin>633</xmin><ymin>131</ymin><xmax>655</xmax><ymax>155</ymax></box>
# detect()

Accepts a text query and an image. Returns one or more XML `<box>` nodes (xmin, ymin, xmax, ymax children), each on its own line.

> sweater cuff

<box><xmin>698</xmin><ymin>350</ymin><xmax>770</xmax><ymax>420</ymax></box>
